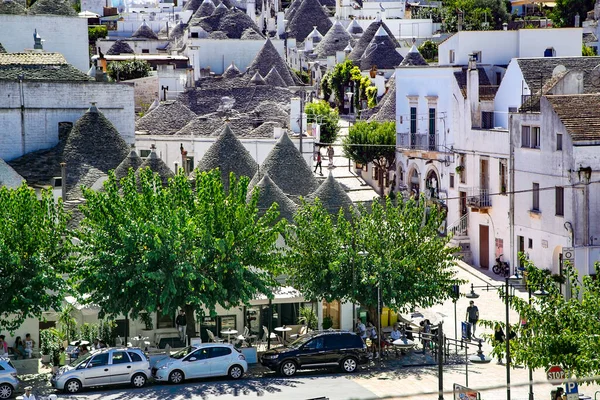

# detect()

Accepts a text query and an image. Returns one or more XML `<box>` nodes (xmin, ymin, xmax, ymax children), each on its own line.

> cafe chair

<box><xmin>206</xmin><ymin>330</ymin><xmax>224</xmax><ymax>343</ymax></box>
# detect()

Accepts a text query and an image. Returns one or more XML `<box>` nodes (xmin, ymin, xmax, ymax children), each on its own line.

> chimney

<box><xmin>336</xmin><ymin>50</ymin><xmax>345</xmax><ymax>64</ymax></box>
<box><xmin>60</xmin><ymin>162</ymin><xmax>67</xmax><ymax>200</ymax></box>
<box><xmin>575</xmin><ymin>14</ymin><xmax>581</xmax><ymax>27</ymax></box>
<box><xmin>467</xmin><ymin>54</ymin><xmax>480</xmax><ymax>128</ymax></box>
<box><xmin>174</xmin><ymin>161</ymin><xmax>179</xmax><ymax>174</ymax></box>
<box><xmin>33</xmin><ymin>29</ymin><xmax>43</xmax><ymax>51</ymax></box>
<box><xmin>246</xmin><ymin>0</ymin><xmax>256</xmax><ymax>20</ymax></box>
<box><xmin>180</xmin><ymin>143</ymin><xmax>188</xmax><ymax>175</ymax></box>
<box><xmin>503</xmin><ymin>22</ymin><xmax>508</xmax><ymax>31</ymax></box>
<box><xmin>290</xmin><ymin>97</ymin><xmax>301</xmax><ymax>134</ymax></box>
<box><xmin>276</xmin><ymin>12</ymin><xmax>285</xmax><ymax>37</ymax></box>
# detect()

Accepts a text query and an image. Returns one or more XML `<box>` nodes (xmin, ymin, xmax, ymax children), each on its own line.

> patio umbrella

<box><xmin>69</xmin><ymin>340</ymin><xmax>90</xmax><ymax>346</ymax></box>
<box><xmin>401</xmin><ymin>310</ymin><xmax>441</xmax><ymax>326</ymax></box>
<box><xmin>78</xmin><ymin>10</ymin><xmax>100</xmax><ymax>18</ymax></box>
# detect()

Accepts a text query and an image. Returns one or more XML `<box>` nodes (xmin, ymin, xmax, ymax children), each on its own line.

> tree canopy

<box><xmin>107</xmin><ymin>59</ymin><xmax>151</xmax><ymax>81</ymax></box>
<box><xmin>321</xmin><ymin>59</ymin><xmax>374</xmax><ymax>112</ymax></box>
<box><xmin>74</xmin><ymin>168</ymin><xmax>284</xmax><ymax>338</ymax></box>
<box><xmin>0</xmin><ymin>184</ymin><xmax>72</xmax><ymax>332</ymax></box>
<box><xmin>305</xmin><ymin>100</ymin><xmax>340</xmax><ymax>145</ymax></box>
<box><xmin>482</xmin><ymin>257</ymin><xmax>600</xmax><ymax>381</ymax></box>
<box><xmin>442</xmin><ymin>0</ymin><xmax>509</xmax><ymax>31</ymax></box>
<box><xmin>550</xmin><ymin>0</ymin><xmax>594</xmax><ymax>27</ymax></box>
<box><xmin>283</xmin><ymin>196</ymin><xmax>461</xmax><ymax>312</ymax></box>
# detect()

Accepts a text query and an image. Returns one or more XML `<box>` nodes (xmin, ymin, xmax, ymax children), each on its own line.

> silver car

<box><xmin>51</xmin><ymin>348</ymin><xmax>150</xmax><ymax>394</ymax></box>
<box><xmin>0</xmin><ymin>358</ymin><xmax>19</xmax><ymax>399</ymax></box>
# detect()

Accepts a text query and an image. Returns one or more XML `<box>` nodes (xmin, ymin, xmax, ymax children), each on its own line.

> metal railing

<box><xmin>397</xmin><ymin>132</ymin><xmax>440</xmax><ymax>151</ymax></box>
<box><xmin>479</xmin><ymin>85</ymin><xmax>499</xmax><ymax>98</ymax></box>
<box><xmin>448</xmin><ymin>213</ymin><xmax>469</xmax><ymax>236</ymax></box>
<box><xmin>467</xmin><ymin>188</ymin><xmax>492</xmax><ymax>208</ymax></box>
<box><xmin>520</xmin><ymin>95</ymin><xmax>540</xmax><ymax>112</ymax></box>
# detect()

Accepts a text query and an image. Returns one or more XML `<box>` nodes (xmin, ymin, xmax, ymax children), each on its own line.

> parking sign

<box><xmin>565</xmin><ymin>381</ymin><xmax>578</xmax><ymax>400</ymax></box>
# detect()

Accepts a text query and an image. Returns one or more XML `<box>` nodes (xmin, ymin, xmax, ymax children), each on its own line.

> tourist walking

<box><xmin>314</xmin><ymin>148</ymin><xmax>323</xmax><ymax>175</ymax></box>
<box><xmin>326</xmin><ymin>145</ymin><xmax>334</xmax><ymax>167</ymax></box>
<box><xmin>466</xmin><ymin>300</ymin><xmax>479</xmax><ymax>338</ymax></box>
<box><xmin>176</xmin><ymin>309</ymin><xmax>187</xmax><ymax>342</ymax></box>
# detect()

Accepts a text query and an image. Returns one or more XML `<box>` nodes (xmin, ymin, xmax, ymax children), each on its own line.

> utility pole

<box><xmin>505</xmin><ymin>277</ymin><xmax>511</xmax><ymax>400</ymax></box>
<box><xmin>299</xmin><ymin>91</ymin><xmax>304</xmax><ymax>155</ymax></box>
<box><xmin>438</xmin><ymin>321</ymin><xmax>444</xmax><ymax>400</ymax></box>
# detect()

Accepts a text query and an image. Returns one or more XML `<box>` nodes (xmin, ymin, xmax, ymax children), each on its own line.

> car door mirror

<box><xmin>188</xmin><ymin>357</ymin><xmax>197</xmax><ymax>362</ymax></box>
<box><xmin>87</xmin><ymin>364</ymin><xmax>95</xmax><ymax>368</ymax></box>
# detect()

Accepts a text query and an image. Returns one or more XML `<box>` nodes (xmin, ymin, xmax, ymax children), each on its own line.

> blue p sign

<box><xmin>565</xmin><ymin>381</ymin><xmax>578</xmax><ymax>395</ymax></box>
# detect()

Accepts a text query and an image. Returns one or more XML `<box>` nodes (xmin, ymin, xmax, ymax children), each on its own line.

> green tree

<box><xmin>582</xmin><ymin>44</ymin><xmax>597</xmax><ymax>56</ymax></box>
<box><xmin>284</xmin><ymin>197</ymin><xmax>461</xmax><ymax>318</ymax></box>
<box><xmin>418</xmin><ymin>40</ymin><xmax>439</xmax><ymax>62</ymax></box>
<box><xmin>74</xmin><ymin>168</ymin><xmax>284</xmax><ymax>340</ymax></box>
<box><xmin>107</xmin><ymin>59</ymin><xmax>151</xmax><ymax>81</ymax></box>
<box><xmin>88</xmin><ymin>25</ymin><xmax>108</xmax><ymax>43</ymax></box>
<box><xmin>0</xmin><ymin>184</ymin><xmax>72</xmax><ymax>332</ymax></box>
<box><xmin>305</xmin><ymin>100</ymin><xmax>340</xmax><ymax>144</ymax></box>
<box><xmin>322</xmin><ymin>59</ymin><xmax>375</xmax><ymax>112</ymax></box>
<box><xmin>482</xmin><ymin>257</ymin><xmax>600</xmax><ymax>380</ymax></box>
<box><xmin>550</xmin><ymin>0</ymin><xmax>594</xmax><ymax>27</ymax></box>
<box><xmin>343</xmin><ymin>121</ymin><xmax>396</xmax><ymax>196</ymax></box>
<box><xmin>443</xmin><ymin>0</ymin><xmax>509</xmax><ymax>31</ymax></box>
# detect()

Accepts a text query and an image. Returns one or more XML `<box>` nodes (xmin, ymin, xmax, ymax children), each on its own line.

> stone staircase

<box><xmin>447</xmin><ymin>214</ymin><xmax>473</xmax><ymax>265</ymax></box>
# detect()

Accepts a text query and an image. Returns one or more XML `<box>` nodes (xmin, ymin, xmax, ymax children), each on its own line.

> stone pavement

<box><xmin>351</xmin><ymin>260</ymin><xmax>600</xmax><ymax>400</ymax></box>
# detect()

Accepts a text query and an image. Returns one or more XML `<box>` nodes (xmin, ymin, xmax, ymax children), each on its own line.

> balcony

<box><xmin>397</xmin><ymin>132</ymin><xmax>440</xmax><ymax>152</ymax></box>
<box><xmin>520</xmin><ymin>95</ymin><xmax>540</xmax><ymax>113</ymax></box>
<box><xmin>466</xmin><ymin>188</ymin><xmax>492</xmax><ymax>210</ymax></box>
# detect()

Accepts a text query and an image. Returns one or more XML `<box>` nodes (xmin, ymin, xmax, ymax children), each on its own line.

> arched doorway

<box><xmin>409</xmin><ymin>168</ymin><xmax>420</xmax><ymax>196</ymax></box>
<box><xmin>425</xmin><ymin>169</ymin><xmax>440</xmax><ymax>199</ymax></box>
<box><xmin>544</xmin><ymin>47</ymin><xmax>556</xmax><ymax>57</ymax></box>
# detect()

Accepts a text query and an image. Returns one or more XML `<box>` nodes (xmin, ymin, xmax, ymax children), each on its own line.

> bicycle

<box><xmin>492</xmin><ymin>254</ymin><xmax>510</xmax><ymax>277</ymax></box>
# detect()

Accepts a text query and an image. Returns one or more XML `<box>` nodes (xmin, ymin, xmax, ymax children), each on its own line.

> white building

<box><xmin>0</xmin><ymin>15</ymin><xmax>90</xmax><ymax>72</ymax></box>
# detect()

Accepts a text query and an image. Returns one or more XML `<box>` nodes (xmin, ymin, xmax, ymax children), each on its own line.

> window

<box><xmin>185</xmin><ymin>156</ymin><xmax>194</xmax><ymax>173</ymax></box>
<box><xmin>472</xmin><ymin>51</ymin><xmax>482</xmax><ymax>62</ymax></box>
<box><xmin>449</xmin><ymin>173</ymin><xmax>455</xmax><ymax>189</ymax></box>
<box><xmin>544</xmin><ymin>47</ymin><xmax>555</xmax><ymax>57</ymax></box>
<box><xmin>531</xmin><ymin>127</ymin><xmax>540</xmax><ymax>148</ymax></box>
<box><xmin>459</xmin><ymin>154</ymin><xmax>466</xmax><ymax>184</ymax></box>
<box><xmin>556</xmin><ymin>187</ymin><xmax>564</xmax><ymax>216</ymax></box>
<box><xmin>190</xmin><ymin>348</ymin><xmax>209</xmax><ymax>360</ymax></box>
<box><xmin>449</xmin><ymin>50</ymin><xmax>455</xmax><ymax>63</ymax></box>
<box><xmin>89</xmin><ymin>353</ymin><xmax>109</xmax><ymax>368</ymax></box>
<box><xmin>410</xmin><ymin>107</ymin><xmax>417</xmax><ymax>134</ymax></box>
<box><xmin>140</xmin><ymin>149</ymin><xmax>151</xmax><ymax>158</ymax></box>
<box><xmin>481</xmin><ymin>111</ymin><xmax>495</xmax><ymax>129</ymax></box>
<box><xmin>428</xmin><ymin>108</ymin><xmax>436</xmax><ymax>150</ymax></box>
<box><xmin>532</xmin><ymin>183</ymin><xmax>540</xmax><ymax>212</ymax></box>
<box><xmin>528</xmin><ymin>238</ymin><xmax>533</xmax><ymax>249</ymax></box>
<box><xmin>209</xmin><ymin>347</ymin><xmax>232</xmax><ymax>358</ymax></box>
<box><xmin>191</xmin><ymin>32</ymin><xmax>199</xmax><ymax>38</ymax></box>
<box><xmin>521</xmin><ymin>126</ymin><xmax>531</xmax><ymax>147</ymax></box>
<box><xmin>128</xmin><ymin>352</ymin><xmax>143</xmax><ymax>362</ymax></box>
<box><xmin>305</xmin><ymin>337</ymin><xmax>324</xmax><ymax>350</ymax></box>
<box><xmin>112</xmin><ymin>352</ymin><xmax>131</xmax><ymax>364</ymax></box>
<box><xmin>499</xmin><ymin>159</ymin><xmax>507</xmax><ymax>194</ymax></box>
<box><xmin>141</xmin><ymin>49</ymin><xmax>149</xmax><ymax>54</ymax></box>
<box><xmin>556</xmin><ymin>133</ymin><xmax>563</xmax><ymax>151</ymax></box>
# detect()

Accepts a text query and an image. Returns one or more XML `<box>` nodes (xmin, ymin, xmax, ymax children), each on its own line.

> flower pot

<box><xmin>41</xmin><ymin>354</ymin><xmax>51</xmax><ymax>364</ymax></box>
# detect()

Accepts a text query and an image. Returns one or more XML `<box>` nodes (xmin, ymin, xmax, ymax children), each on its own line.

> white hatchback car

<box><xmin>51</xmin><ymin>348</ymin><xmax>151</xmax><ymax>393</ymax></box>
<box><xmin>153</xmin><ymin>344</ymin><xmax>247</xmax><ymax>384</ymax></box>
<box><xmin>0</xmin><ymin>358</ymin><xmax>19</xmax><ymax>399</ymax></box>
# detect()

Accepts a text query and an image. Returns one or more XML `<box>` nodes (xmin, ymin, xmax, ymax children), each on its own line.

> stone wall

<box><xmin>129</xmin><ymin>74</ymin><xmax>159</xmax><ymax>111</ymax></box>
<box><xmin>0</xmin><ymin>81</ymin><xmax>135</xmax><ymax>161</ymax></box>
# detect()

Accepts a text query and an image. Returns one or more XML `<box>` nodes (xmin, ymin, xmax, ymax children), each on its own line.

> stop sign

<box><xmin>547</xmin><ymin>365</ymin><xmax>566</xmax><ymax>383</ymax></box>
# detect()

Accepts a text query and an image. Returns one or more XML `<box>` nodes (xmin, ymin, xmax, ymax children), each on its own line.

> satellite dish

<box><xmin>552</xmin><ymin>64</ymin><xmax>566</xmax><ymax>76</ymax></box>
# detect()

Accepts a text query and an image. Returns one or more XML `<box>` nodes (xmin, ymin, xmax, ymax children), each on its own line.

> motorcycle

<box><xmin>493</xmin><ymin>254</ymin><xmax>510</xmax><ymax>277</ymax></box>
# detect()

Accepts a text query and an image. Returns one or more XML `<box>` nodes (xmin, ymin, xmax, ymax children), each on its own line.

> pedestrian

<box><xmin>24</xmin><ymin>333</ymin><xmax>35</xmax><ymax>358</ymax></box>
<box><xmin>326</xmin><ymin>145</ymin><xmax>334</xmax><ymax>167</ymax></box>
<box><xmin>176</xmin><ymin>309</ymin><xmax>187</xmax><ymax>343</ymax></box>
<box><xmin>13</xmin><ymin>336</ymin><xmax>25</xmax><ymax>359</ymax></box>
<box><xmin>421</xmin><ymin>319</ymin><xmax>432</xmax><ymax>353</ymax></box>
<box><xmin>355</xmin><ymin>319</ymin><xmax>366</xmax><ymax>340</ymax></box>
<box><xmin>553</xmin><ymin>387</ymin><xmax>566</xmax><ymax>400</ymax></box>
<box><xmin>313</xmin><ymin>147</ymin><xmax>323</xmax><ymax>175</ymax></box>
<box><xmin>22</xmin><ymin>386</ymin><xmax>36</xmax><ymax>400</ymax></box>
<box><xmin>493</xmin><ymin>324</ymin><xmax>505</xmax><ymax>364</ymax></box>
<box><xmin>465</xmin><ymin>300</ymin><xmax>479</xmax><ymax>338</ymax></box>
<box><xmin>58</xmin><ymin>347</ymin><xmax>66</xmax><ymax>367</ymax></box>
<box><xmin>0</xmin><ymin>335</ymin><xmax>7</xmax><ymax>356</ymax></box>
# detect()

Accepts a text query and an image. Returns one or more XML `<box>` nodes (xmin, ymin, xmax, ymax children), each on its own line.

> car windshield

<box><xmin>70</xmin><ymin>352</ymin><xmax>93</xmax><ymax>368</ymax></box>
<box><xmin>288</xmin><ymin>335</ymin><xmax>313</xmax><ymax>349</ymax></box>
<box><xmin>170</xmin><ymin>346</ymin><xmax>195</xmax><ymax>359</ymax></box>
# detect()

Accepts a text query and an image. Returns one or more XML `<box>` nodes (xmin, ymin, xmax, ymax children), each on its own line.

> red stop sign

<box><xmin>547</xmin><ymin>365</ymin><xmax>566</xmax><ymax>382</ymax></box>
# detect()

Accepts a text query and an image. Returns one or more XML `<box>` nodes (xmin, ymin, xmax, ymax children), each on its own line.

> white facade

<box><xmin>0</xmin><ymin>81</ymin><xmax>135</xmax><ymax>161</ymax></box>
<box><xmin>438</xmin><ymin>28</ymin><xmax>583</xmax><ymax>66</ymax></box>
<box><xmin>98</xmin><ymin>38</ymin><xmax>170</xmax><ymax>55</ymax></box>
<box><xmin>184</xmin><ymin>39</ymin><xmax>285</xmax><ymax>78</ymax></box>
<box><xmin>336</xmin><ymin>0</ymin><xmax>406</xmax><ymax>20</ymax></box>
<box><xmin>0</xmin><ymin>15</ymin><xmax>90</xmax><ymax>73</ymax></box>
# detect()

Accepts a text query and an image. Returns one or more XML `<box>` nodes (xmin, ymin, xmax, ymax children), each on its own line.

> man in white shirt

<box><xmin>23</xmin><ymin>386</ymin><xmax>36</xmax><ymax>400</ymax></box>
<box><xmin>355</xmin><ymin>319</ymin><xmax>366</xmax><ymax>339</ymax></box>
<box><xmin>390</xmin><ymin>325</ymin><xmax>402</xmax><ymax>341</ymax></box>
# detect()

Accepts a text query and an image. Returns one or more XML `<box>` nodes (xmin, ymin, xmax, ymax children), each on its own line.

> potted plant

<box><xmin>455</xmin><ymin>165</ymin><xmax>465</xmax><ymax>174</ymax></box>
<box><xmin>322</xmin><ymin>315</ymin><xmax>333</xmax><ymax>330</ymax></box>
<box><xmin>298</xmin><ymin>307</ymin><xmax>318</xmax><ymax>331</ymax></box>
<box><xmin>40</xmin><ymin>330</ymin><xmax>53</xmax><ymax>364</ymax></box>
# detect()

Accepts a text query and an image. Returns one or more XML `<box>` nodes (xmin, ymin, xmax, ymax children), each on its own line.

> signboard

<box><xmin>563</xmin><ymin>247</ymin><xmax>574</xmax><ymax>263</ymax></box>
<box><xmin>547</xmin><ymin>365</ymin><xmax>566</xmax><ymax>383</ymax></box>
<box><xmin>461</xmin><ymin>321</ymin><xmax>471</xmax><ymax>340</ymax></box>
<box><xmin>454</xmin><ymin>384</ymin><xmax>479</xmax><ymax>400</ymax></box>
<box><xmin>565</xmin><ymin>381</ymin><xmax>579</xmax><ymax>400</ymax></box>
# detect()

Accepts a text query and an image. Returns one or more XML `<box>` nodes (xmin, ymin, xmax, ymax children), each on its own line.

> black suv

<box><xmin>260</xmin><ymin>330</ymin><xmax>369</xmax><ymax>376</ymax></box>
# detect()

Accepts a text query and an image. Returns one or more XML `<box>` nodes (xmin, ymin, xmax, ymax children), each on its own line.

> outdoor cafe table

<box><xmin>392</xmin><ymin>337</ymin><xmax>415</xmax><ymax>349</ymax></box>
<box><xmin>221</xmin><ymin>329</ymin><xmax>238</xmax><ymax>343</ymax></box>
<box><xmin>275</xmin><ymin>326</ymin><xmax>292</xmax><ymax>343</ymax></box>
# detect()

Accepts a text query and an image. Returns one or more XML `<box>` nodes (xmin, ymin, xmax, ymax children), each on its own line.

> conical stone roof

<box><xmin>286</xmin><ymin>0</ymin><xmax>331</xmax><ymax>42</ymax></box>
<box><xmin>249</xmin><ymin>131</ymin><xmax>319</xmax><ymax>197</ymax></box>
<box><xmin>0</xmin><ymin>0</ymin><xmax>26</xmax><ymax>15</ymax></box>
<box><xmin>135</xmin><ymin>101</ymin><xmax>197</xmax><ymax>136</ymax></box>
<box><xmin>0</xmin><ymin>42</ymin><xmax>6</xmax><ymax>53</ymax></box>
<box><xmin>197</xmin><ymin>124</ymin><xmax>258</xmax><ymax>192</ymax></box>
<box><xmin>136</xmin><ymin>148</ymin><xmax>175</xmax><ymax>187</ymax></box>
<box><xmin>63</xmin><ymin>104</ymin><xmax>130</xmax><ymax>193</ymax></box>
<box><xmin>250</xmin><ymin>70</ymin><xmax>266</xmax><ymax>85</ymax></box>
<box><xmin>0</xmin><ymin>158</ymin><xmax>24</xmax><ymax>189</ymax></box>
<box><xmin>194</xmin><ymin>0</ymin><xmax>216</xmax><ymax>17</ymax></box>
<box><xmin>307</xmin><ymin>172</ymin><xmax>355</xmax><ymax>218</ymax></box>
<box><xmin>346</xmin><ymin>19</ymin><xmax>363</xmax><ymax>35</ymax></box>
<box><xmin>29</xmin><ymin>0</ymin><xmax>76</xmax><ymax>15</ymax></box>
<box><xmin>170</xmin><ymin>21</ymin><xmax>187</xmax><ymax>39</ymax></box>
<box><xmin>369</xmin><ymin>75</ymin><xmax>396</xmax><ymax>122</ymax></box>
<box><xmin>183</xmin><ymin>0</ymin><xmax>203</xmax><ymax>12</ymax></box>
<box><xmin>399</xmin><ymin>45</ymin><xmax>428</xmax><ymax>67</ymax></box>
<box><xmin>284</xmin><ymin>0</ymin><xmax>301</xmax><ymax>22</ymax></box>
<box><xmin>240</xmin><ymin>27</ymin><xmax>264</xmax><ymax>40</ymax></box>
<box><xmin>248</xmin><ymin>173</ymin><xmax>297</xmax><ymax>222</ymax></box>
<box><xmin>264</xmin><ymin>67</ymin><xmax>287</xmax><ymax>87</ymax></box>
<box><xmin>114</xmin><ymin>147</ymin><xmax>143</xmax><ymax>182</ymax></box>
<box><xmin>132</xmin><ymin>21</ymin><xmax>158</xmax><ymax>39</ymax></box>
<box><xmin>216</xmin><ymin>8</ymin><xmax>262</xmax><ymax>38</ymax></box>
<box><xmin>107</xmin><ymin>40</ymin><xmax>134</xmax><ymax>55</ymax></box>
<box><xmin>245</xmin><ymin>38</ymin><xmax>296</xmax><ymax>86</ymax></box>
<box><xmin>359</xmin><ymin>26</ymin><xmax>403</xmax><ymax>70</ymax></box>
<box><xmin>313</xmin><ymin>20</ymin><xmax>352</xmax><ymax>58</ymax></box>
<box><xmin>348</xmin><ymin>20</ymin><xmax>399</xmax><ymax>63</ymax></box>
<box><xmin>223</xmin><ymin>61</ymin><xmax>241</xmax><ymax>78</ymax></box>
<box><xmin>306</xmin><ymin>26</ymin><xmax>323</xmax><ymax>44</ymax></box>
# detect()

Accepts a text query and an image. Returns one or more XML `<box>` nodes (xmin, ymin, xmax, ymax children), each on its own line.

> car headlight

<box><xmin>263</xmin><ymin>354</ymin><xmax>278</xmax><ymax>360</ymax></box>
<box><xmin>158</xmin><ymin>363</ymin><xmax>173</xmax><ymax>369</ymax></box>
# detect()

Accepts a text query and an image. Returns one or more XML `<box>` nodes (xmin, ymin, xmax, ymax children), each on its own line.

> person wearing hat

<box><xmin>465</xmin><ymin>300</ymin><xmax>480</xmax><ymax>338</ymax></box>
<box><xmin>23</xmin><ymin>386</ymin><xmax>36</xmax><ymax>400</ymax></box>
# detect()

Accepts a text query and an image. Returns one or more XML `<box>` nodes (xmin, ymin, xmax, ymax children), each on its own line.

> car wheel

<box><xmin>131</xmin><ymin>372</ymin><xmax>147</xmax><ymax>388</ymax></box>
<box><xmin>279</xmin><ymin>360</ymin><xmax>297</xmax><ymax>377</ymax></box>
<box><xmin>0</xmin><ymin>383</ymin><xmax>12</xmax><ymax>399</ymax></box>
<box><xmin>169</xmin><ymin>369</ymin><xmax>184</xmax><ymax>384</ymax></box>
<box><xmin>65</xmin><ymin>378</ymin><xmax>82</xmax><ymax>394</ymax></box>
<box><xmin>228</xmin><ymin>364</ymin><xmax>244</xmax><ymax>380</ymax></box>
<box><xmin>341</xmin><ymin>357</ymin><xmax>358</xmax><ymax>373</ymax></box>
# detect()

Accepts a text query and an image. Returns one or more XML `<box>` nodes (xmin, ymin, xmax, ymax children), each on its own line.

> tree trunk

<box><xmin>184</xmin><ymin>304</ymin><xmax>196</xmax><ymax>345</ymax></box>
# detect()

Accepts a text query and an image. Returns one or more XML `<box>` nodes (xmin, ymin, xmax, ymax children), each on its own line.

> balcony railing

<box><xmin>466</xmin><ymin>188</ymin><xmax>492</xmax><ymax>208</ymax></box>
<box><xmin>520</xmin><ymin>95</ymin><xmax>540</xmax><ymax>112</ymax></box>
<box><xmin>398</xmin><ymin>132</ymin><xmax>440</xmax><ymax>151</ymax></box>
<box><xmin>479</xmin><ymin>85</ymin><xmax>499</xmax><ymax>99</ymax></box>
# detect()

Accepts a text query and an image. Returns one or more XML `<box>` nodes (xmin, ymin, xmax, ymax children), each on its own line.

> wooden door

<box><xmin>479</xmin><ymin>225</ymin><xmax>489</xmax><ymax>269</ymax></box>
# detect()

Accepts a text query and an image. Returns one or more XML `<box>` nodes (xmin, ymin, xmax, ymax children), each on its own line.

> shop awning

<box><xmin>250</xmin><ymin>286</ymin><xmax>306</xmax><ymax>305</ymax></box>
<box><xmin>511</xmin><ymin>0</ymin><xmax>556</xmax><ymax>6</ymax></box>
